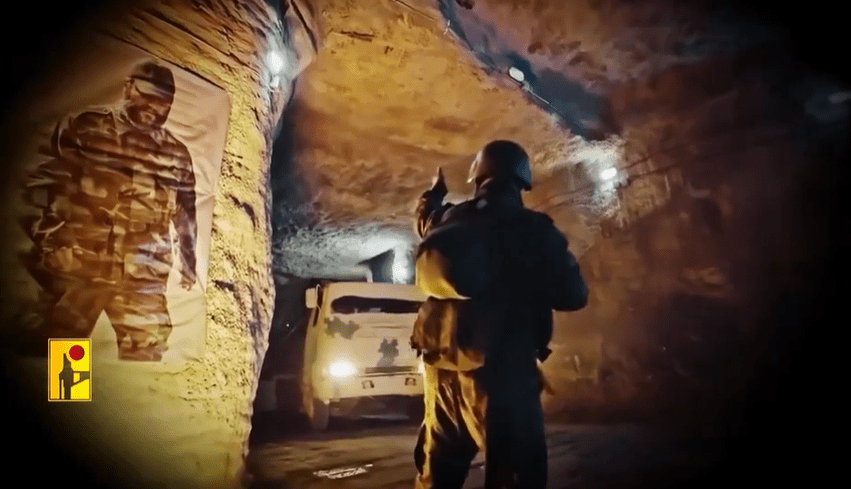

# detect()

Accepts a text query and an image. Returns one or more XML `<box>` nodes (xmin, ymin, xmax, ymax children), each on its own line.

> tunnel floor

<box><xmin>245</xmin><ymin>412</ymin><xmax>747</xmax><ymax>489</ymax></box>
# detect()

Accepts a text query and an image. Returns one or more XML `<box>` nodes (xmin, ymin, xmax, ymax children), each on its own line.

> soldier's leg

<box><xmin>104</xmin><ymin>279</ymin><xmax>171</xmax><ymax>361</ymax></box>
<box><xmin>46</xmin><ymin>279</ymin><xmax>116</xmax><ymax>339</ymax></box>
<box><xmin>457</xmin><ymin>367</ymin><xmax>487</xmax><ymax>450</ymax></box>
<box><xmin>513</xmin><ymin>377</ymin><xmax>548</xmax><ymax>489</ymax></box>
<box><xmin>482</xmin><ymin>370</ymin><xmax>516</xmax><ymax>489</ymax></box>
<box><xmin>415</xmin><ymin>365</ymin><xmax>480</xmax><ymax>489</ymax></box>
<box><xmin>12</xmin><ymin>279</ymin><xmax>113</xmax><ymax>357</ymax></box>
<box><xmin>486</xmin><ymin>369</ymin><xmax>548</xmax><ymax>489</ymax></box>
<box><xmin>147</xmin><ymin>278</ymin><xmax>174</xmax><ymax>348</ymax></box>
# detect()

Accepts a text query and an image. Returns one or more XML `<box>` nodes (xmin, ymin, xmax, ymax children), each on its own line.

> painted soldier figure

<box><xmin>21</xmin><ymin>60</ymin><xmax>197</xmax><ymax>361</ymax></box>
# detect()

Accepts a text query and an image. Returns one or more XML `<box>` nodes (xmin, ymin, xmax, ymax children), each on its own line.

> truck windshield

<box><xmin>330</xmin><ymin>296</ymin><xmax>422</xmax><ymax>314</ymax></box>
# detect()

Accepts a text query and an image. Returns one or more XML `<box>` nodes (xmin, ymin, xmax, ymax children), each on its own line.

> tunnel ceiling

<box><xmin>271</xmin><ymin>0</ymin><xmax>847</xmax><ymax>280</ymax></box>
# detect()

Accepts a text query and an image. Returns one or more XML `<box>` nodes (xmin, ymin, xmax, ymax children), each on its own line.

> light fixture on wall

<box><xmin>508</xmin><ymin>66</ymin><xmax>525</xmax><ymax>82</ymax></box>
<box><xmin>267</xmin><ymin>49</ymin><xmax>287</xmax><ymax>89</ymax></box>
<box><xmin>267</xmin><ymin>50</ymin><xmax>286</xmax><ymax>74</ymax></box>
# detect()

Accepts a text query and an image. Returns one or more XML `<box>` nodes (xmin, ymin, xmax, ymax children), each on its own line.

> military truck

<box><xmin>257</xmin><ymin>279</ymin><xmax>427</xmax><ymax>431</ymax></box>
<box><xmin>297</xmin><ymin>280</ymin><xmax>427</xmax><ymax>430</ymax></box>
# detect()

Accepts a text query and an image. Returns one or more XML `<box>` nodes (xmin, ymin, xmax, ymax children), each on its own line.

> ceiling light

<box><xmin>601</xmin><ymin>168</ymin><xmax>617</xmax><ymax>180</ymax></box>
<box><xmin>267</xmin><ymin>50</ymin><xmax>285</xmax><ymax>74</ymax></box>
<box><xmin>508</xmin><ymin>67</ymin><xmax>525</xmax><ymax>82</ymax></box>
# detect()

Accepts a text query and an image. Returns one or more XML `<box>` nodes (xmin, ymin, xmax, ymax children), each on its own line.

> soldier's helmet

<box><xmin>129</xmin><ymin>61</ymin><xmax>176</xmax><ymax>102</ymax></box>
<box><xmin>467</xmin><ymin>140</ymin><xmax>533</xmax><ymax>191</ymax></box>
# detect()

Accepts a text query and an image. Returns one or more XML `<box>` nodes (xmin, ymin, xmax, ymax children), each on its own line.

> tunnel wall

<box><xmin>0</xmin><ymin>1</ymin><xmax>320</xmax><ymax>488</ymax></box>
<box><xmin>540</xmin><ymin>47</ymin><xmax>846</xmax><ymax>431</ymax></box>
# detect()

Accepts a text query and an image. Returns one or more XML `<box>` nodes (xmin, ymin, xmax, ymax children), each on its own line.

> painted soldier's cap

<box><xmin>129</xmin><ymin>61</ymin><xmax>176</xmax><ymax>99</ymax></box>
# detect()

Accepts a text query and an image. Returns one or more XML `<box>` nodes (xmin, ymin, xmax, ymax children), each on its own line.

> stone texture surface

<box><xmin>270</xmin><ymin>0</ymin><xmax>637</xmax><ymax>279</ymax></box>
<box><xmin>268</xmin><ymin>0</ymin><xmax>808</xmax><ymax>278</ymax></box>
<box><xmin>266</xmin><ymin>0</ymin><xmax>846</xmax><ymax>427</ymax></box>
<box><xmin>1</xmin><ymin>1</ymin><xmax>317</xmax><ymax>488</ymax></box>
<box><xmin>0</xmin><ymin>0</ymin><xmax>846</xmax><ymax>487</ymax></box>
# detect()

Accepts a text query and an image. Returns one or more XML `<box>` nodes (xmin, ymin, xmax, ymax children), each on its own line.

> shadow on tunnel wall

<box><xmin>270</xmin><ymin>87</ymin><xmax>318</xmax><ymax>239</ymax></box>
<box><xmin>249</xmin><ymin>274</ymin><xmax>318</xmax><ymax>444</ymax></box>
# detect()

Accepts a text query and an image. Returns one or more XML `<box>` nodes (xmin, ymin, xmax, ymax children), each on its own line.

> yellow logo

<box><xmin>48</xmin><ymin>339</ymin><xmax>92</xmax><ymax>401</ymax></box>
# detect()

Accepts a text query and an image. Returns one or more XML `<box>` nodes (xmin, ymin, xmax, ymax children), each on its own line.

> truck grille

<box><xmin>363</xmin><ymin>365</ymin><xmax>417</xmax><ymax>375</ymax></box>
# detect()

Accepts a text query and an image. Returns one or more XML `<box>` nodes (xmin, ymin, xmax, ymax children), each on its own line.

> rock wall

<box><xmin>541</xmin><ymin>46</ymin><xmax>846</xmax><ymax>431</ymax></box>
<box><xmin>1</xmin><ymin>1</ymin><xmax>318</xmax><ymax>488</ymax></box>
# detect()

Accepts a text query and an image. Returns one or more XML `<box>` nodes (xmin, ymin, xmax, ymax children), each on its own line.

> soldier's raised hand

<box><xmin>430</xmin><ymin>167</ymin><xmax>448</xmax><ymax>198</ymax></box>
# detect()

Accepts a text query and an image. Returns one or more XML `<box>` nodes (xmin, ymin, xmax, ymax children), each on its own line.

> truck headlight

<box><xmin>329</xmin><ymin>361</ymin><xmax>357</xmax><ymax>378</ymax></box>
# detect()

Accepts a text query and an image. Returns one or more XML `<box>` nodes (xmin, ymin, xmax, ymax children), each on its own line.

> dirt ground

<box><xmin>245</xmin><ymin>408</ymin><xmax>783</xmax><ymax>489</ymax></box>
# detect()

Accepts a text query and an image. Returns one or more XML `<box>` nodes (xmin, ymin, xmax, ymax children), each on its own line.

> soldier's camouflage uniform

<box><xmin>411</xmin><ymin>183</ymin><xmax>588</xmax><ymax>489</ymax></box>
<box><xmin>22</xmin><ymin>106</ymin><xmax>197</xmax><ymax>361</ymax></box>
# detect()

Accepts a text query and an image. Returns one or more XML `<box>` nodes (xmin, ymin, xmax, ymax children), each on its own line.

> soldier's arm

<box><xmin>22</xmin><ymin>114</ymin><xmax>87</xmax><ymax>209</ymax></box>
<box><xmin>415</xmin><ymin>167</ymin><xmax>453</xmax><ymax>239</ymax></box>
<box><xmin>539</xmin><ymin>222</ymin><xmax>589</xmax><ymax>312</ymax></box>
<box><xmin>415</xmin><ymin>190</ymin><xmax>454</xmax><ymax>239</ymax></box>
<box><xmin>22</xmin><ymin>160</ymin><xmax>59</xmax><ymax>209</ymax></box>
<box><xmin>173</xmin><ymin>145</ymin><xmax>198</xmax><ymax>281</ymax></box>
<box><xmin>50</xmin><ymin>115</ymin><xmax>75</xmax><ymax>158</ymax></box>
<box><xmin>52</xmin><ymin>112</ymin><xmax>106</xmax><ymax>161</ymax></box>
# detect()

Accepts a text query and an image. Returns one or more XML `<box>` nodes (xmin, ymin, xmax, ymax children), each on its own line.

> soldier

<box><xmin>21</xmin><ymin>60</ymin><xmax>197</xmax><ymax>361</ymax></box>
<box><xmin>411</xmin><ymin>140</ymin><xmax>588</xmax><ymax>489</ymax></box>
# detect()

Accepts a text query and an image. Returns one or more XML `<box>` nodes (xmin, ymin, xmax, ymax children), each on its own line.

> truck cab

<box><xmin>301</xmin><ymin>281</ymin><xmax>426</xmax><ymax>430</ymax></box>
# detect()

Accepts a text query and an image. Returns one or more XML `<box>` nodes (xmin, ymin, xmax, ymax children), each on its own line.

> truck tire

<box><xmin>311</xmin><ymin>399</ymin><xmax>330</xmax><ymax>431</ymax></box>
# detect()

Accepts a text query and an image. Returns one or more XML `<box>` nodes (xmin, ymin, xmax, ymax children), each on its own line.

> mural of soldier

<box><xmin>20</xmin><ymin>60</ymin><xmax>198</xmax><ymax>361</ymax></box>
